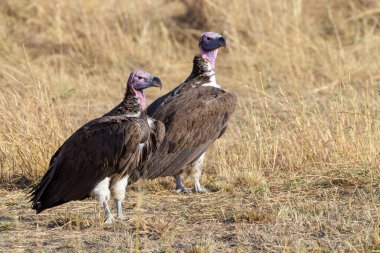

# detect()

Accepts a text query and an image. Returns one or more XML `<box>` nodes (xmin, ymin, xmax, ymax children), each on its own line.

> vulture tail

<box><xmin>29</xmin><ymin>159</ymin><xmax>58</xmax><ymax>213</ymax></box>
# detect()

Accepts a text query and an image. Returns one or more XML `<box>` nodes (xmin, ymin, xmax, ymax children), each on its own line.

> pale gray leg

<box><xmin>172</xmin><ymin>175</ymin><xmax>191</xmax><ymax>193</ymax></box>
<box><xmin>193</xmin><ymin>178</ymin><xmax>207</xmax><ymax>193</ymax></box>
<box><xmin>91</xmin><ymin>177</ymin><xmax>113</xmax><ymax>223</ymax></box>
<box><xmin>191</xmin><ymin>153</ymin><xmax>207</xmax><ymax>193</ymax></box>
<box><xmin>173</xmin><ymin>153</ymin><xmax>207</xmax><ymax>193</ymax></box>
<box><xmin>103</xmin><ymin>200</ymin><xmax>114</xmax><ymax>224</ymax></box>
<box><xmin>110</xmin><ymin>176</ymin><xmax>129</xmax><ymax>221</ymax></box>
<box><xmin>175</xmin><ymin>175</ymin><xmax>184</xmax><ymax>191</ymax></box>
<box><xmin>115</xmin><ymin>200</ymin><xmax>124</xmax><ymax>220</ymax></box>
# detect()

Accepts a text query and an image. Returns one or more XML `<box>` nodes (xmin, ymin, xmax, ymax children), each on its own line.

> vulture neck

<box><xmin>122</xmin><ymin>86</ymin><xmax>143</xmax><ymax>117</ymax></box>
<box><xmin>184</xmin><ymin>54</ymin><xmax>220</xmax><ymax>89</ymax></box>
<box><xmin>200</xmin><ymin>48</ymin><xmax>218</xmax><ymax>70</ymax></box>
<box><xmin>189</xmin><ymin>54</ymin><xmax>216</xmax><ymax>78</ymax></box>
<box><xmin>171</xmin><ymin>53</ymin><xmax>220</xmax><ymax>95</ymax></box>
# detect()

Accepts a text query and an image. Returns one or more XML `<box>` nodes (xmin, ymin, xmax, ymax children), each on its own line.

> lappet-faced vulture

<box><xmin>132</xmin><ymin>32</ymin><xmax>237</xmax><ymax>193</ymax></box>
<box><xmin>30</xmin><ymin>70</ymin><xmax>164</xmax><ymax>223</ymax></box>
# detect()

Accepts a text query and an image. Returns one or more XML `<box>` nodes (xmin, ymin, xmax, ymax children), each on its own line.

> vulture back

<box><xmin>30</xmin><ymin>116</ymin><xmax>144</xmax><ymax>213</ymax></box>
<box><xmin>135</xmin><ymin>86</ymin><xmax>237</xmax><ymax>181</ymax></box>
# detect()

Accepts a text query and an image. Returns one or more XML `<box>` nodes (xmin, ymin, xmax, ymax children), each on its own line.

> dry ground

<box><xmin>1</xmin><ymin>172</ymin><xmax>379</xmax><ymax>252</ymax></box>
<box><xmin>0</xmin><ymin>0</ymin><xmax>380</xmax><ymax>252</ymax></box>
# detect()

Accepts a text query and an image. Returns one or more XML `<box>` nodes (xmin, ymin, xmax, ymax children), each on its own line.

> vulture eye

<box><xmin>137</xmin><ymin>76</ymin><xmax>143</xmax><ymax>80</ymax></box>
<box><xmin>206</xmin><ymin>37</ymin><xmax>211</xmax><ymax>41</ymax></box>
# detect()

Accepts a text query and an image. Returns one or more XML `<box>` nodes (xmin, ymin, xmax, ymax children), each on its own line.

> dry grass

<box><xmin>0</xmin><ymin>0</ymin><xmax>379</xmax><ymax>251</ymax></box>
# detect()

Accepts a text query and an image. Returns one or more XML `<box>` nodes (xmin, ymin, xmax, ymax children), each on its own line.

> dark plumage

<box><xmin>133</xmin><ymin>32</ymin><xmax>237</xmax><ymax>192</ymax></box>
<box><xmin>147</xmin><ymin>55</ymin><xmax>216</xmax><ymax>116</ymax></box>
<box><xmin>144</xmin><ymin>86</ymin><xmax>236</xmax><ymax>179</ymax></box>
<box><xmin>30</xmin><ymin>70</ymin><xmax>164</xmax><ymax>223</ymax></box>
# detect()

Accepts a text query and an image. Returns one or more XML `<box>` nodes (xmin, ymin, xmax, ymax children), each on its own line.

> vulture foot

<box><xmin>172</xmin><ymin>187</ymin><xmax>192</xmax><ymax>193</ymax></box>
<box><xmin>192</xmin><ymin>186</ymin><xmax>208</xmax><ymax>193</ymax></box>
<box><xmin>104</xmin><ymin>216</ymin><xmax>115</xmax><ymax>224</ymax></box>
<box><xmin>115</xmin><ymin>214</ymin><xmax>125</xmax><ymax>221</ymax></box>
<box><xmin>193</xmin><ymin>180</ymin><xmax>208</xmax><ymax>193</ymax></box>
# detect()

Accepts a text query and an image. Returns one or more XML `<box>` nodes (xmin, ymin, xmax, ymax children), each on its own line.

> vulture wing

<box><xmin>145</xmin><ymin>87</ymin><xmax>237</xmax><ymax>179</ymax></box>
<box><xmin>126</xmin><ymin>118</ymin><xmax>166</xmax><ymax>183</ymax></box>
<box><xmin>30</xmin><ymin>115</ymin><xmax>143</xmax><ymax>213</ymax></box>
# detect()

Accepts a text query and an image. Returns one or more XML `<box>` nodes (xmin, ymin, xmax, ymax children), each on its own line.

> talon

<box><xmin>192</xmin><ymin>186</ymin><xmax>208</xmax><ymax>193</ymax></box>
<box><xmin>172</xmin><ymin>187</ymin><xmax>192</xmax><ymax>193</ymax></box>
<box><xmin>104</xmin><ymin>216</ymin><xmax>114</xmax><ymax>224</ymax></box>
<box><xmin>172</xmin><ymin>188</ymin><xmax>183</xmax><ymax>193</ymax></box>
<box><xmin>193</xmin><ymin>179</ymin><xmax>208</xmax><ymax>193</ymax></box>
<box><xmin>182</xmin><ymin>187</ymin><xmax>192</xmax><ymax>193</ymax></box>
<box><xmin>115</xmin><ymin>215</ymin><xmax>125</xmax><ymax>221</ymax></box>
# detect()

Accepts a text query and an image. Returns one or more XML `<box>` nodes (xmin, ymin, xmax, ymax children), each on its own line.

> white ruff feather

<box><xmin>126</xmin><ymin>111</ymin><xmax>141</xmax><ymax>117</ymax></box>
<box><xmin>147</xmin><ymin>117</ymin><xmax>154</xmax><ymax>127</ymax></box>
<box><xmin>201</xmin><ymin>61</ymin><xmax>221</xmax><ymax>89</ymax></box>
<box><xmin>202</xmin><ymin>75</ymin><xmax>220</xmax><ymax>89</ymax></box>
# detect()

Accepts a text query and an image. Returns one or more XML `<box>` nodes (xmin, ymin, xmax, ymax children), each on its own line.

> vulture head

<box><xmin>127</xmin><ymin>70</ymin><xmax>162</xmax><ymax>108</ymax></box>
<box><xmin>198</xmin><ymin>32</ymin><xmax>226</xmax><ymax>69</ymax></box>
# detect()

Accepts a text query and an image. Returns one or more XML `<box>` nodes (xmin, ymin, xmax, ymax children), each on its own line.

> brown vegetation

<box><xmin>0</xmin><ymin>0</ymin><xmax>379</xmax><ymax>251</ymax></box>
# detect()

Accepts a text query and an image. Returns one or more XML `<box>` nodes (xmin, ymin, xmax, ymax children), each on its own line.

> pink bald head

<box><xmin>127</xmin><ymin>70</ymin><xmax>162</xmax><ymax>108</ymax></box>
<box><xmin>198</xmin><ymin>32</ymin><xmax>226</xmax><ymax>69</ymax></box>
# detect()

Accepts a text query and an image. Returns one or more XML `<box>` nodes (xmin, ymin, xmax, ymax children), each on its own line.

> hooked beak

<box><xmin>202</xmin><ymin>36</ymin><xmax>227</xmax><ymax>51</ymax></box>
<box><xmin>149</xmin><ymin>76</ymin><xmax>162</xmax><ymax>90</ymax></box>
<box><xmin>217</xmin><ymin>36</ymin><xmax>226</xmax><ymax>48</ymax></box>
<box><xmin>134</xmin><ymin>76</ymin><xmax>163</xmax><ymax>91</ymax></box>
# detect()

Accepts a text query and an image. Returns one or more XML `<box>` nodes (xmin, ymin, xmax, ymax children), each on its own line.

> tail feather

<box><xmin>30</xmin><ymin>159</ymin><xmax>58</xmax><ymax>213</ymax></box>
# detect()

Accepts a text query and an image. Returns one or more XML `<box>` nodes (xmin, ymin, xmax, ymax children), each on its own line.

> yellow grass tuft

<box><xmin>0</xmin><ymin>0</ymin><xmax>379</xmax><ymax>251</ymax></box>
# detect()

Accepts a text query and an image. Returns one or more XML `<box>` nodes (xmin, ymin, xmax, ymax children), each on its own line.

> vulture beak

<box><xmin>149</xmin><ymin>76</ymin><xmax>163</xmax><ymax>90</ymax></box>
<box><xmin>217</xmin><ymin>36</ymin><xmax>226</xmax><ymax>48</ymax></box>
<box><xmin>203</xmin><ymin>36</ymin><xmax>227</xmax><ymax>51</ymax></box>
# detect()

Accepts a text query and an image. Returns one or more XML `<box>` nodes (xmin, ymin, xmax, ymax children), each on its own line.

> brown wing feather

<box><xmin>30</xmin><ymin>115</ymin><xmax>142</xmax><ymax>213</ymax></box>
<box><xmin>129</xmin><ymin>119</ymin><xmax>165</xmax><ymax>182</ymax></box>
<box><xmin>145</xmin><ymin>87</ymin><xmax>237</xmax><ymax>179</ymax></box>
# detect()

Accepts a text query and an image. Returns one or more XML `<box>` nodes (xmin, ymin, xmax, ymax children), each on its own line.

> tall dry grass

<box><xmin>0</xmin><ymin>0</ymin><xmax>379</xmax><ymax>189</ymax></box>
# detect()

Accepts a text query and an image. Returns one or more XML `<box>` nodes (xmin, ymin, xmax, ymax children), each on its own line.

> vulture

<box><xmin>30</xmin><ymin>70</ymin><xmax>164</xmax><ymax>224</ymax></box>
<box><xmin>131</xmin><ymin>32</ymin><xmax>237</xmax><ymax>192</ymax></box>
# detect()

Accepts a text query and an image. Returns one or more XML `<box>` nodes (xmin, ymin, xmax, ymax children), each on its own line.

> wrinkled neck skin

<box><xmin>134</xmin><ymin>89</ymin><xmax>146</xmax><ymax>109</ymax></box>
<box><xmin>200</xmin><ymin>48</ymin><xmax>219</xmax><ymax>69</ymax></box>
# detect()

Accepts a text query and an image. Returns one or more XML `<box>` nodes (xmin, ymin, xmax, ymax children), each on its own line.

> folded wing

<box><xmin>144</xmin><ymin>87</ymin><xmax>237</xmax><ymax>179</ymax></box>
<box><xmin>30</xmin><ymin>116</ymin><xmax>142</xmax><ymax>213</ymax></box>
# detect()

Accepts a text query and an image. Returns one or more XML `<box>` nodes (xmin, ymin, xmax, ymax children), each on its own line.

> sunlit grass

<box><xmin>0</xmin><ymin>0</ymin><xmax>379</xmax><ymax>251</ymax></box>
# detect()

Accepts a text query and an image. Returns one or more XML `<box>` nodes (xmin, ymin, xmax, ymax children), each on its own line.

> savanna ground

<box><xmin>0</xmin><ymin>0</ymin><xmax>379</xmax><ymax>252</ymax></box>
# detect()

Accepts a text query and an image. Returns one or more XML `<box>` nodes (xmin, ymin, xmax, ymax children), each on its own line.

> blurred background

<box><xmin>0</xmin><ymin>1</ymin><xmax>379</xmax><ymax>251</ymax></box>
<box><xmin>0</xmin><ymin>0</ymin><xmax>379</xmax><ymax>192</ymax></box>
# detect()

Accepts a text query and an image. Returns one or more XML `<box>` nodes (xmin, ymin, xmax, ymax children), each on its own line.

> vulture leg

<box><xmin>172</xmin><ymin>175</ymin><xmax>191</xmax><ymax>193</ymax></box>
<box><xmin>92</xmin><ymin>177</ymin><xmax>114</xmax><ymax>224</ymax></box>
<box><xmin>103</xmin><ymin>201</ymin><xmax>113</xmax><ymax>224</ymax></box>
<box><xmin>111</xmin><ymin>176</ymin><xmax>129</xmax><ymax>220</ymax></box>
<box><xmin>116</xmin><ymin>200</ymin><xmax>123</xmax><ymax>219</ymax></box>
<box><xmin>172</xmin><ymin>153</ymin><xmax>208</xmax><ymax>193</ymax></box>
<box><xmin>190</xmin><ymin>153</ymin><xmax>208</xmax><ymax>193</ymax></box>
